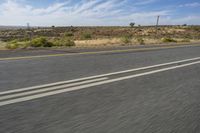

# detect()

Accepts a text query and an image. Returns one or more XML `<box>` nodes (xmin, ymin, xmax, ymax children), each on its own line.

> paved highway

<box><xmin>0</xmin><ymin>45</ymin><xmax>200</xmax><ymax>133</ymax></box>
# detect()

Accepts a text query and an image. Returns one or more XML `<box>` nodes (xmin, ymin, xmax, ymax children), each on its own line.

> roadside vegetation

<box><xmin>161</xmin><ymin>38</ymin><xmax>177</xmax><ymax>43</ymax></box>
<box><xmin>5</xmin><ymin>37</ymin><xmax>75</xmax><ymax>49</ymax></box>
<box><xmin>121</xmin><ymin>35</ymin><xmax>132</xmax><ymax>44</ymax></box>
<box><xmin>81</xmin><ymin>32</ymin><xmax>92</xmax><ymax>40</ymax></box>
<box><xmin>137</xmin><ymin>38</ymin><xmax>145</xmax><ymax>45</ymax></box>
<box><xmin>0</xmin><ymin>25</ymin><xmax>200</xmax><ymax>49</ymax></box>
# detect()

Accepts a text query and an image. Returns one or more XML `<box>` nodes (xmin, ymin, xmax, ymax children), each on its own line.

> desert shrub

<box><xmin>5</xmin><ymin>39</ymin><xmax>21</xmax><ymax>49</ymax></box>
<box><xmin>64</xmin><ymin>39</ymin><xmax>75</xmax><ymax>47</ymax></box>
<box><xmin>6</xmin><ymin>42</ymin><xmax>19</xmax><ymax>49</ymax></box>
<box><xmin>137</xmin><ymin>38</ymin><xmax>145</xmax><ymax>45</ymax></box>
<box><xmin>161</xmin><ymin>38</ymin><xmax>177</xmax><ymax>43</ymax></box>
<box><xmin>20</xmin><ymin>41</ymin><xmax>31</xmax><ymax>49</ymax></box>
<box><xmin>180</xmin><ymin>39</ymin><xmax>190</xmax><ymax>42</ymax></box>
<box><xmin>20</xmin><ymin>37</ymin><xmax>30</xmax><ymax>42</ymax></box>
<box><xmin>121</xmin><ymin>36</ymin><xmax>132</xmax><ymax>44</ymax></box>
<box><xmin>6</xmin><ymin>40</ymin><xmax>31</xmax><ymax>49</ymax></box>
<box><xmin>81</xmin><ymin>33</ymin><xmax>92</xmax><ymax>40</ymax></box>
<box><xmin>53</xmin><ymin>39</ymin><xmax>62</xmax><ymax>47</ymax></box>
<box><xmin>64</xmin><ymin>32</ymin><xmax>74</xmax><ymax>37</ymax></box>
<box><xmin>53</xmin><ymin>37</ymin><xmax>75</xmax><ymax>47</ymax></box>
<box><xmin>30</xmin><ymin>37</ymin><xmax>53</xmax><ymax>47</ymax></box>
<box><xmin>9</xmin><ymin>39</ymin><xmax>18</xmax><ymax>44</ymax></box>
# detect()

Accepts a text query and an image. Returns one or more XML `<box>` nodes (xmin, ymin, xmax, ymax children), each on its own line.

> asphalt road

<box><xmin>0</xmin><ymin>45</ymin><xmax>200</xmax><ymax>133</ymax></box>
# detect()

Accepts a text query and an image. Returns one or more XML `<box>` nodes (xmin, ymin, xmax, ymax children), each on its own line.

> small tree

<box><xmin>130</xmin><ymin>22</ymin><xmax>135</xmax><ymax>28</ymax></box>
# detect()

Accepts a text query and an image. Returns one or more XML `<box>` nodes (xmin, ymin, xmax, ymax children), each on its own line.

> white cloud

<box><xmin>0</xmin><ymin>0</ymin><xmax>32</xmax><ymax>16</ymax></box>
<box><xmin>134</xmin><ymin>0</ymin><xmax>157</xmax><ymax>5</ymax></box>
<box><xmin>32</xmin><ymin>2</ymin><xmax>69</xmax><ymax>15</ymax></box>
<box><xmin>162</xmin><ymin>15</ymin><xmax>200</xmax><ymax>25</ymax></box>
<box><xmin>0</xmin><ymin>0</ymin><xmax>199</xmax><ymax>26</ymax></box>
<box><xmin>179</xmin><ymin>2</ymin><xmax>200</xmax><ymax>7</ymax></box>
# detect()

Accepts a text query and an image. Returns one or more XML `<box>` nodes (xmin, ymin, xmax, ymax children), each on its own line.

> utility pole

<box><xmin>27</xmin><ymin>23</ymin><xmax>30</xmax><ymax>30</ymax></box>
<box><xmin>27</xmin><ymin>23</ymin><xmax>32</xmax><ymax>41</ymax></box>
<box><xmin>155</xmin><ymin>15</ymin><xmax>160</xmax><ymax>38</ymax></box>
<box><xmin>156</xmin><ymin>15</ymin><xmax>160</xmax><ymax>27</ymax></box>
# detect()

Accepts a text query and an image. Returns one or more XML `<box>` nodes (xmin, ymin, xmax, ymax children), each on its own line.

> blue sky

<box><xmin>0</xmin><ymin>0</ymin><xmax>199</xmax><ymax>26</ymax></box>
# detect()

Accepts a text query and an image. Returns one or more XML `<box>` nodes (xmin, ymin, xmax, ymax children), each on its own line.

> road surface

<box><xmin>0</xmin><ymin>45</ymin><xmax>200</xmax><ymax>133</ymax></box>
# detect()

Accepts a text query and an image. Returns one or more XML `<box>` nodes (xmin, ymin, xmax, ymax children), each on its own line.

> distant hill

<box><xmin>0</xmin><ymin>26</ymin><xmax>28</xmax><ymax>30</ymax></box>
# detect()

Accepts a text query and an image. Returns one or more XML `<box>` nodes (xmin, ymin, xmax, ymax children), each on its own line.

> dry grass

<box><xmin>75</xmin><ymin>37</ymin><xmax>200</xmax><ymax>47</ymax></box>
<box><xmin>75</xmin><ymin>38</ymin><xmax>158</xmax><ymax>47</ymax></box>
<box><xmin>0</xmin><ymin>41</ymin><xmax>7</xmax><ymax>50</ymax></box>
<box><xmin>75</xmin><ymin>38</ymin><xmax>122</xmax><ymax>47</ymax></box>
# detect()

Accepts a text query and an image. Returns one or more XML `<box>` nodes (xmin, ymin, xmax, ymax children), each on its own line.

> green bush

<box><xmin>137</xmin><ymin>38</ymin><xmax>145</xmax><ymax>45</ymax></box>
<box><xmin>20</xmin><ymin>41</ymin><xmax>31</xmax><ymax>49</ymax></box>
<box><xmin>81</xmin><ymin>33</ymin><xmax>92</xmax><ymax>40</ymax></box>
<box><xmin>6</xmin><ymin>43</ymin><xmax>19</xmax><ymax>49</ymax></box>
<box><xmin>121</xmin><ymin>36</ymin><xmax>132</xmax><ymax>44</ymax></box>
<box><xmin>6</xmin><ymin>40</ymin><xmax>31</xmax><ymax>49</ymax></box>
<box><xmin>53</xmin><ymin>37</ymin><xmax>75</xmax><ymax>47</ymax></box>
<box><xmin>63</xmin><ymin>39</ymin><xmax>75</xmax><ymax>47</ymax></box>
<box><xmin>30</xmin><ymin>37</ymin><xmax>53</xmax><ymax>47</ymax></box>
<box><xmin>64</xmin><ymin>32</ymin><xmax>74</xmax><ymax>37</ymax></box>
<box><xmin>161</xmin><ymin>38</ymin><xmax>177</xmax><ymax>43</ymax></box>
<box><xmin>6</xmin><ymin>40</ymin><xmax>21</xmax><ymax>49</ymax></box>
<box><xmin>5</xmin><ymin>37</ymin><xmax>75</xmax><ymax>49</ymax></box>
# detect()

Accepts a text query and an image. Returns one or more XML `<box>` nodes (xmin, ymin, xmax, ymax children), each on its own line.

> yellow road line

<box><xmin>0</xmin><ymin>44</ymin><xmax>199</xmax><ymax>61</ymax></box>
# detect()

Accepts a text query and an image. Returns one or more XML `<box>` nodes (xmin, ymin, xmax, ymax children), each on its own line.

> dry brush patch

<box><xmin>0</xmin><ymin>26</ymin><xmax>200</xmax><ymax>49</ymax></box>
<box><xmin>0</xmin><ymin>41</ymin><xmax>7</xmax><ymax>50</ymax></box>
